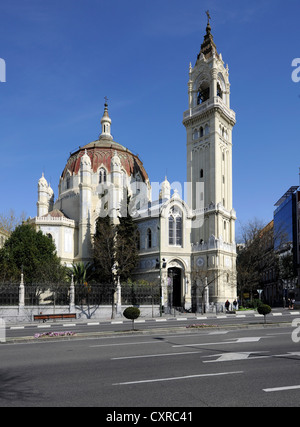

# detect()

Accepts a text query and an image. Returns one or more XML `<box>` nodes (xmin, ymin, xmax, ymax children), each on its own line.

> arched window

<box><xmin>217</xmin><ymin>83</ymin><xmax>223</xmax><ymax>98</ymax></box>
<box><xmin>99</xmin><ymin>168</ymin><xmax>107</xmax><ymax>184</ymax></box>
<box><xmin>135</xmin><ymin>173</ymin><xmax>141</xmax><ymax>194</ymax></box>
<box><xmin>193</xmin><ymin>129</ymin><xmax>199</xmax><ymax>140</ymax></box>
<box><xmin>66</xmin><ymin>175</ymin><xmax>71</xmax><ymax>190</ymax></box>
<box><xmin>197</xmin><ymin>84</ymin><xmax>210</xmax><ymax>105</ymax></box>
<box><xmin>200</xmin><ymin>169</ymin><xmax>204</xmax><ymax>178</ymax></box>
<box><xmin>168</xmin><ymin>207</ymin><xmax>182</xmax><ymax>246</ymax></box>
<box><xmin>200</xmin><ymin>127</ymin><xmax>204</xmax><ymax>137</ymax></box>
<box><xmin>147</xmin><ymin>228</ymin><xmax>152</xmax><ymax>249</ymax></box>
<box><xmin>176</xmin><ymin>217</ymin><xmax>182</xmax><ymax>245</ymax></box>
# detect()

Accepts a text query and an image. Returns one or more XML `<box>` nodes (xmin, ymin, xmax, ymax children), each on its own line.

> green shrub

<box><xmin>123</xmin><ymin>306</ymin><xmax>140</xmax><ymax>330</ymax></box>
<box><xmin>257</xmin><ymin>304</ymin><xmax>272</xmax><ymax>323</ymax></box>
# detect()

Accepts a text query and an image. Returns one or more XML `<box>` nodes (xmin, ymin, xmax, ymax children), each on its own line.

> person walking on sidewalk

<box><xmin>225</xmin><ymin>300</ymin><xmax>230</xmax><ymax>312</ymax></box>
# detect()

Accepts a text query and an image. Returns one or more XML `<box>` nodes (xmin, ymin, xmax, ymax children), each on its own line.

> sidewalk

<box><xmin>4</xmin><ymin>306</ymin><xmax>300</xmax><ymax>328</ymax></box>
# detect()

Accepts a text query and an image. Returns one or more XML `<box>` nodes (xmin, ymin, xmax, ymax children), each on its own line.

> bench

<box><xmin>34</xmin><ymin>313</ymin><xmax>77</xmax><ymax>323</ymax></box>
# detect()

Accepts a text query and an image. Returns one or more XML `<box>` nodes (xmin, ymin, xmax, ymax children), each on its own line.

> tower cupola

<box><xmin>99</xmin><ymin>99</ymin><xmax>113</xmax><ymax>140</ymax></box>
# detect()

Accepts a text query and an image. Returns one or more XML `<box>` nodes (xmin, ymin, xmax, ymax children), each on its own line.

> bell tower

<box><xmin>183</xmin><ymin>12</ymin><xmax>237</xmax><ymax>303</ymax></box>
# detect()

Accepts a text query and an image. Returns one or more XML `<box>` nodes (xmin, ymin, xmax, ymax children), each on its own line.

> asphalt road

<box><xmin>4</xmin><ymin>308</ymin><xmax>300</xmax><ymax>339</ymax></box>
<box><xmin>1</xmin><ymin>319</ymin><xmax>300</xmax><ymax>408</ymax></box>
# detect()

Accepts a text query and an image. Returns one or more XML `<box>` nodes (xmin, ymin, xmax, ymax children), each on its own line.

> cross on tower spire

<box><xmin>206</xmin><ymin>10</ymin><xmax>211</xmax><ymax>25</ymax></box>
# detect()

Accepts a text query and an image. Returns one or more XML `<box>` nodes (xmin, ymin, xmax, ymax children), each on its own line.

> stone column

<box><xmin>116</xmin><ymin>276</ymin><xmax>122</xmax><ymax>316</ymax></box>
<box><xmin>204</xmin><ymin>277</ymin><xmax>210</xmax><ymax>313</ymax></box>
<box><xmin>18</xmin><ymin>271</ymin><xmax>25</xmax><ymax>320</ymax></box>
<box><xmin>19</xmin><ymin>272</ymin><xmax>25</xmax><ymax>308</ymax></box>
<box><xmin>69</xmin><ymin>275</ymin><xmax>75</xmax><ymax>313</ymax></box>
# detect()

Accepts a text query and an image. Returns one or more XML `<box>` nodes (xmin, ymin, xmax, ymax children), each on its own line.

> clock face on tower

<box><xmin>196</xmin><ymin>257</ymin><xmax>204</xmax><ymax>267</ymax></box>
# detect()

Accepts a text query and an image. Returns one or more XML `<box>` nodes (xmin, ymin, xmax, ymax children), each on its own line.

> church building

<box><xmin>30</xmin><ymin>16</ymin><xmax>237</xmax><ymax>310</ymax></box>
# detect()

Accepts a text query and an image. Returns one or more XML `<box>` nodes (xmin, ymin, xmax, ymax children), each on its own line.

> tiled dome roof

<box><xmin>61</xmin><ymin>137</ymin><xmax>149</xmax><ymax>182</ymax></box>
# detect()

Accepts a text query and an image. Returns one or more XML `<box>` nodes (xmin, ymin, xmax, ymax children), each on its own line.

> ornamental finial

<box><xmin>206</xmin><ymin>10</ymin><xmax>211</xmax><ymax>25</ymax></box>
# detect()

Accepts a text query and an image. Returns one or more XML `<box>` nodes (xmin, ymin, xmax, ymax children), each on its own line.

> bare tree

<box><xmin>0</xmin><ymin>209</ymin><xmax>27</xmax><ymax>233</ymax></box>
<box><xmin>191</xmin><ymin>267</ymin><xmax>235</xmax><ymax>314</ymax></box>
<box><xmin>237</xmin><ymin>218</ymin><xmax>290</xmax><ymax>305</ymax></box>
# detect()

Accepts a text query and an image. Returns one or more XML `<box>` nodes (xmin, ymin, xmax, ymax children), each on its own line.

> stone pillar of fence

<box><xmin>69</xmin><ymin>275</ymin><xmax>75</xmax><ymax>313</ymax></box>
<box><xmin>19</xmin><ymin>272</ymin><xmax>25</xmax><ymax>308</ymax></box>
<box><xmin>116</xmin><ymin>276</ymin><xmax>122</xmax><ymax>316</ymax></box>
<box><xmin>204</xmin><ymin>277</ymin><xmax>210</xmax><ymax>313</ymax></box>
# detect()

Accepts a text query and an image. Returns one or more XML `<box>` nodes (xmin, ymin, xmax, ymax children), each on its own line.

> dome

<box><xmin>61</xmin><ymin>138</ymin><xmax>149</xmax><ymax>183</ymax></box>
<box><xmin>38</xmin><ymin>173</ymin><xmax>48</xmax><ymax>188</ymax></box>
<box><xmin>61</xmin><ymin>102</ymin><xmax>149</xmax><ymax>183</ymax></box>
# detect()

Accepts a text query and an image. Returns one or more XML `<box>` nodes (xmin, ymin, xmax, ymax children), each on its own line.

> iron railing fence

<box><xmin>121</xmin><ymin>282</ymin><xmax>160</xmax><ymax>306</ymax></box>
<box><xmin>0</xmin><ymin>284</ymin><xmax>19</xmax><ymax>306</ymax></box>
<box><xmin>0</xmin><ymin>282</ymin><xmax>161</xmax><ymax>306</ymax></box>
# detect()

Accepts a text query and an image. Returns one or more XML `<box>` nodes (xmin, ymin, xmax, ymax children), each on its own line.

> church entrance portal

<box><xmin>168</xmin><ymin>267</ymin><xmax>182</xmax><ymax>309</ymax></box>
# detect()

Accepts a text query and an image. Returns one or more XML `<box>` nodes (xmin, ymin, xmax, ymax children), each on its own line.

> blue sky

<box><xmin>0</xmin><ymin>0</ymin><xmax>299</xmax><ymax>239</ymax></box>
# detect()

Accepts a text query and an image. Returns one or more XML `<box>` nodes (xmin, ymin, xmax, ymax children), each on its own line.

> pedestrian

<box><xmin>225</xmin><ymin>300</ymin><xmax>230</xmax><ymax>312</ymax></box>
<box><xmin>233</xmin><ymin>299</ymin><xmax>237</xmax><ymax>310</ymax></box>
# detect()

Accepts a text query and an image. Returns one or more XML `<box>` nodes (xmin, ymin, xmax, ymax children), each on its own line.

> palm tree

<box><xmin>67</xmin><ymin>262</ymin><xmax>94</xmax><ymax>284</ymax></box>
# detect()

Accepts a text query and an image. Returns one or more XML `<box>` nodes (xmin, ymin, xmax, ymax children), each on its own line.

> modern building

<box><xmin>30</xmin><ymin>16</ymin><xmax>237</xmax><ymax>310</ymax></box>
<box><xmin>274</xmin><ymin>185</ymin><xmax>300</xmax><ymax>302</ymax></box>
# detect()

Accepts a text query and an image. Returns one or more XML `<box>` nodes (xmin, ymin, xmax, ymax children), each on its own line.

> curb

<box><xmin>2</xmin><ymin>320</ymin><xmax>293</xmax><ymax>345</ymax></box>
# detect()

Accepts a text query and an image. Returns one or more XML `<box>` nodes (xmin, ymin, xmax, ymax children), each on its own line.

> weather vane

<box><xmin>206</xmin><ymin>10</ymin><xmax>211</xmax><ymax>25</ymax></box>
<box><xmin>104</xmin><ymin>96</ymin><xmax>109</xmax><ymax>104</ymax></box>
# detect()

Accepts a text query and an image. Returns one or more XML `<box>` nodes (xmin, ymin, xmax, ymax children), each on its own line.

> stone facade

<box><xmin>30</xmin><ymin>21</ymin><xmax>237</xmax><ymax>310</ymax></box>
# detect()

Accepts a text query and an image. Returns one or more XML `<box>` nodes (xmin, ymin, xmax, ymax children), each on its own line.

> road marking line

<box><xmin>87</xmin><ymin>322</ymin><xmax>100</xmax><ymax>325</ymax></box>
<box><xmin>290</xmin><ymin>311</ymin><xmax>300</xmax><ymax>315</ymax></box>
<box><xmin>263</xmin><ymin>385</ymin><xmax>300</xmax><ymax>393</ymax></box>
<box><xmin>234</xmin><ymin>337</ymin><xmax>262</xmax><ymax>342</ymax></box>
<box><xmin>202</xmin><ymin>351</ymin><xmax>270</xmax><ymax>363</ymax></box>
<box><xmin>209</xmin><ymin>331</ymin><xmax>230</xmax><ymax>335</ymax></box>
<box><xmin>177</xmin><ymin>318</ymin><xmax>187</xmax><ymax>321</ymax></box>
<box><xmin>111</xmin><ymin>321</ymin><xmax>123</xmax><ymax>324</ymax></box>
<box><xmin>37</xmin><ymin>325</ymin><xmax>51</xmax><ymax>328</ymax></box>
<box><xmin>173</xmin><ymin>337</ymin><xmax>263</xmax><ymax>348</ymax></box>
<box><xmin>90</xmin><ymin>341</ymin><xmax>165</xmax><ymax>348</ymax></box>
<box><xmin>10</xmin><ymin>326</ymin><xmax>25</xmax><ymax>330</ymax></box>
<box><xmin>173</xmin><ymin>342</ymin><xmax>230</xmax><ymax>348</ymax></box>
<box><xmin>112</xmin><ymin>351</ymin><xmax>202</xmax><ymax>360</ymax></box>
<box><xmin>272</xmin><ymin>313</ymin><xmax>282</xmax><ymax>316</ymax></box>
<box><xmin>155</xmin><ymin>319</ymin><xmax>167</xmax><ymax>322</ymax></box>
<box><xmin>63</xmin><ymin>323</ymin><xmax>76</xmax><ymax>327</ymax></box>
<box><xmin>113</xmin><ymin>371</ymin><xmax>244</xmax><ymax>385</ymax></box>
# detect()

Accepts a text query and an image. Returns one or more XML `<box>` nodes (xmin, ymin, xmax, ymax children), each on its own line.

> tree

<box><xmin>123</xmin><ymin>306</ymin><xmax>140</xmax><ymax>330</ymax></box>
<box><xmin>93</xmin><ymin>198</ymin><xmax>140</xmax><ymax>318</ymax></box>
<box><xmin>191</xmin><ymin>268</ymin><xmax>234</xmax><ymax>314</ymax></box>
<box><xmin>0</xmin><ymin>223</ymin><xmax>62</xmax><ymax>284</ymax></box>
<box><xmin>257</xmin><ymin>304</ymin><xmax>272</xmax><ymax>324</ymax></box>
<box><xmin>93</xmin><ymin>216</ymin><xmax>116</xmax><ymax>284</ymax></box>
<box><xmin>67</xmin><ymin>261</ymin><xmax>94</xmax><ymax>284</ymax></box>
<box><xmin>236</xmin><ymin>218</ymin><xmax>295</xmax><ymax>306</ymax></box>
<box><xmin>115</xmin><ymin>209</ymin><xmax>139</xmax><ymax>282</ymax></box>
<box><xmin>0</xmin><ymin>209</ymin><xmax>27</xmax><ymax>233</ymax></box>
<box><xmin>237</xmin><ymin>219</ymin><xmax>280</xmax><ymax>304</ymax></box>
